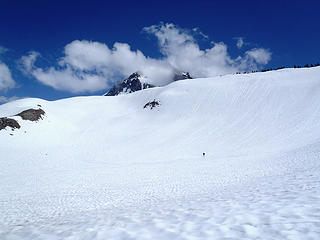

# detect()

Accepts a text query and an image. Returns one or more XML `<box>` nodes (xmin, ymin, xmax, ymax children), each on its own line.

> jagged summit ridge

<box><xmin>104</xmin><ymin>72</ymin><xmax>155</xmax><ymax>96</ymax></box>
<box><xmin>104</xmin><ymin>71</ymin><xmax>193</xmax><ymax>96</ymax></box>
<box><xmin>173</xmin><ymin>72</ymin><xmax>192</xmax><ymax>81</ymax></box>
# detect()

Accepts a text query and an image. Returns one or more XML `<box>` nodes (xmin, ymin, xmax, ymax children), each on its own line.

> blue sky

<box><xmin>0</xmin><ymin>0</ymin><xmax>319</xmax><ymax>102</ymax></box>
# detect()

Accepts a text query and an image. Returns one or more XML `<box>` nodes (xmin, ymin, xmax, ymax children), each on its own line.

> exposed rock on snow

<box><xmin>143</xmin><ymin>99</ymin><xmax>160</xmax><ymax>109</ymax></box>
<box><xmin>173</xmin><ymin>72</ymin><xmax>192</xmax><ymax>81</ymax></box>
<box><xmin>104</xmin><ymin>72</ymin><xmax>155</xmax><ymax>96</ymax></box>
<box><xmin>16</xmin><ymin>108</ymin><xmax>45</xmax><ymax>121</ymax></box>
<box><xmin>0</xmin><ymin>117</ymin><xmax>20</xmax><ymax>131</ymax></box>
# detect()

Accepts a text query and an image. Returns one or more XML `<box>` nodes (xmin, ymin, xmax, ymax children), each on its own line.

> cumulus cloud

<box><xmin>21</xmin><ymin>23</ymin><xmax>272</xmax><ymax>93</ymax></box>
<box><xmin>20</xmin><ymin>51</ymin><xmax>40</xmax><ymax>73</ymax></box>
<box><xmin>21</xmin><ymin>41</ymin><xmax>173</xmax><ymax>93</ymax></box>
<box><xmin>236</xmin><ymin>48</ymin><xmax>272</xmax><ymax>70</ymax></box>
<box><xmin>0</xmin><ymin>63</ymin><xmax>16</xmax><ymax>91</ymax></box>
<box><xmin>61</xmin><ymin>40</ymin><xmax>173</xmax><ymax>85</ymax></box>
<box><xmin>143</xmin><ymin>23</ymin><xmax>240</xmax><ymax>77</ymax></box>
<box><xmin>32</xmin><ymin>67</ymin><xmax>109</xmax><ymax>93</ymax></box>
<box><xmin>245</xmin><ymin>48</ymin><xmax>272</xmax><ymax>65</ymax></box>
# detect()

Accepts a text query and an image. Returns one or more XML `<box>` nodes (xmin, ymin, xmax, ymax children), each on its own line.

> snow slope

<box><xmin>1</xmin><ymin>67</ymin><xmax>320</xmax><ymax>239</ymax></box>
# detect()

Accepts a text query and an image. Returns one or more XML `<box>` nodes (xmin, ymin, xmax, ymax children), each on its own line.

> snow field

<box><xmin>0</xmin><ymin>67</ymin><xmax>320</xmax><ymax>239</ymax></box>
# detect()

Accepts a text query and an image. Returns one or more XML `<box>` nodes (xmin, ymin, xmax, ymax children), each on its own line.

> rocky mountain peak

<box><xmin>173</xmin><ymin>72</ymin><xmax>192</xmax><ymax>81</ymax></box>
<box><xmin>104</xmin><ymin>72</ymin><xmax>154</xmax><ymax>96</ymax></box>
<box><xmin>104</xmin><ymin>71</ymin><xmax>193</xmax><ymax>96</ymax></box>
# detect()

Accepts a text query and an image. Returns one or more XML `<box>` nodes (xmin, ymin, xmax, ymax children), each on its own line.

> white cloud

<box><xmin>236</xmin><ymin>48</ymin><xmax>272</xmax><ymax>70</ymax></box>
<box><xmin>20</xmin><ymin>51</ymin><xmax>40</xmax><ymax>73</ymax></box>
<box><xmin>21</xmin><ymin>41</ymin><xmax>174</xmax><ymax>93</ymax></box>
<box><xmin>0</xmin><ymin>46</ymin><xmax>16</xmax><ymax>91</ymax></box>
<box><xmin>21</xmin><ymin>23</ymin><xmax>272</xmax><ymax>93</ymax></box>
<box><xmin>236</xmin><ymin>37</ymin><xmax>244</xmax><ymax>49</ymax></box>
<box><xmin>245</xmin><ymin>48</ymin><xmax>272</xmax><ymax>65</ymax></box>
<box><xmin>61</xmin><ymin>40</ymin><xmax>173</xmax><ymax>85</ymax></box>
<box><xmin>0</xmin><ymin>63</ymin><xmax>16</xmax><ymax>91</ymax></box>
<box><xmin>143</xmin><ymin>23</ymin><xmax>263</xmax><ymax>77</ymax></box>
<box><xmin>32</xmin><ymin>67</ymin><xmax>108</xmax><ymax>93</ymax></box>
<box><xmin>192</xmin><ymin>27</ymin><xmax>209</xmax><ymax>39</ymax></box>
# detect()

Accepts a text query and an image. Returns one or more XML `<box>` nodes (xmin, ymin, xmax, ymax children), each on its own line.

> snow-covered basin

<box><xmin>0</xmin><ymin>67</ymin><xmax>320</xmax><ymax>239</ymax></box>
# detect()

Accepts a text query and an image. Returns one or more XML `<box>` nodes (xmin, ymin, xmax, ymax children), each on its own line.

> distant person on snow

<box><xmin>203</xmin><ymin>152</ymin><xmax>205</xmax><ymax>157</ymax></box>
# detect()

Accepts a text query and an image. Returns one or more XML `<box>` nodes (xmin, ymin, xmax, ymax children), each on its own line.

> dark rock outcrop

<box><xmin>16</xmin><ymin>108</ymin><xmax>45</xmax><ymax>121</ymax></box>
<box><xmin>105</xmin><ymin>72</ymin><xmax>155</xmax><ymax>96</ymax></box>
<box><xmin>0</xmin><ymin>117</ymin><xmax>20</xmax><ymax>131</ymax></box>
<box><xmin>173</xmin><ymin>72</ymin><xmax>192</xmax><ymax>81</ymax></box>
<box><xmin>144</xmin><ymin>100</ymin><xmax>160</xmax><ymax>110</ymax></box>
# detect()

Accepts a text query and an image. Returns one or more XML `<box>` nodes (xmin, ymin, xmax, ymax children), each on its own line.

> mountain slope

<box><xmin>1</xmin><ymin>67</ymin><xmax>320</xmax><ymax>239</ymax></box>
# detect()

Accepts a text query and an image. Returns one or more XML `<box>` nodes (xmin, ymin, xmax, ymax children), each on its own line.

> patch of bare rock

<box><xmin>15</xmin><ymin>108</ymin><xmax>45</xmax><ymax>121</ymax></box>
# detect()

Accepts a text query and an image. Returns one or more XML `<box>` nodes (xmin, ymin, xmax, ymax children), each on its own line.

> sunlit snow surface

<box><xmin>1</xmin><ymin>67</ymin><xmax>320</xmax><ymax>239</ymax></box>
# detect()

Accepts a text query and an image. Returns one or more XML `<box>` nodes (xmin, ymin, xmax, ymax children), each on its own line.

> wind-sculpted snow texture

<box><xmin>1</xmin><ymin>67</ymin><xmax>320</xmax><ymax>239</ymax></box>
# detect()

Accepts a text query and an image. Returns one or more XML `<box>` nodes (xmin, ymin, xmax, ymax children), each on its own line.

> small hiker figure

<box><xmin>202</xmin><ymin>152</ymin><xmax>205</xmax><ymax>157</ymax></box>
